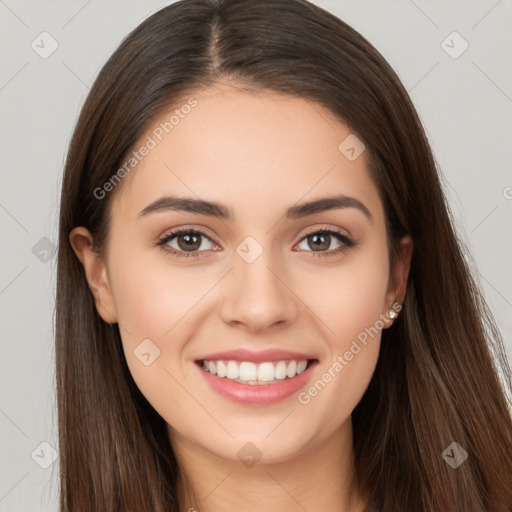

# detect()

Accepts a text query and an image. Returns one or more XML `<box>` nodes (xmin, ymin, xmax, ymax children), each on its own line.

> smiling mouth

<box><xmin>196</xmin><ymin>358</ymin><xmax>318</xmax><ymax>385</ymax></box>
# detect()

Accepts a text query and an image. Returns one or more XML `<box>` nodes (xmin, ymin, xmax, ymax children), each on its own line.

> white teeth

<box><xmin>239</xmin><ymin>362</ymin><xmax>257</xmax><ymax>381</ymax></box>
<box><xmin>286</xmin><ymin>360</ymin><xmax>297</xmax><ymax>378</ymax></box>
<box><xmin>274</xmin><ymin>361</ymin><xmax>287</xmax><ymax>380</ymax></box>
<box><xmin>257</xmin><ymin>362</ymin><xmax>275</xmax><ymax>382</ymax></box>
<box><xmin>227</xmin><ymin>360</ymin><xmax>239</xmax><ymax>379</ymax></box>
<box><xmin>201</xmin><ymin>358</ymin><xmax>311</xmax><ymax>383</ymax></box>
<box><xmin>216</xmin><ymin>361</ymin><xmax>227</xmax><ymax>378</ymax></box>
<box><xmin>297</xmin><ymin>360</ymin><xmax>307</xmax><ymax>374</ymax></box>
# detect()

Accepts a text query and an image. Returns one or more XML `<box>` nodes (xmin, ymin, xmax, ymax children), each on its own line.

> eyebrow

<box><xmin>138</xmin><ymin>194</ymin><xmax>373</xmax><ymax>222</ymax></box>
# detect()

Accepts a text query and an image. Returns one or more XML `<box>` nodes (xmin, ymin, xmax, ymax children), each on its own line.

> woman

<box><xmin>55</xmin><ymin>0</ymin><xmax>512</xmax><ymax>510</ymax></box>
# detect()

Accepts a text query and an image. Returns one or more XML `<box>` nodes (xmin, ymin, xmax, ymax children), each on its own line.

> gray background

<box><xmin>1</xmin><ymin>0</ymin><xmax>511</xmax><ymax>510</ymax></box>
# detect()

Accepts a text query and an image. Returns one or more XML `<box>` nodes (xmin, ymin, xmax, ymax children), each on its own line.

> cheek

<box><xmin>305</xmin><ymin>245</ymin><xmax>390</xmax><ymax>346</ymax></box>
<box><xmin>107</xmin><ymin>251</ymin><xmax>206</xmax><ymax>421</ymax></box>
<box><xmin>106</xmin><ymin>247</ymin><xmax>223</xmax><ymax>400</ymax></box>
<box><xmin>108</xmin><ymin>247</ymin><xmax>213</xmax><ymax>341</ymax></box>
<box><xmin>295</xmin><ymin>246</ymin><xmax>388</xmax><ymax>416</ymax></box>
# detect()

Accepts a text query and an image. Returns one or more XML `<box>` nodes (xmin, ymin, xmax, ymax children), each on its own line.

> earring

<box><xmin>387</xmin><ymin>305</ymin><xmax>401</xmax><ymax>320</ymax></box>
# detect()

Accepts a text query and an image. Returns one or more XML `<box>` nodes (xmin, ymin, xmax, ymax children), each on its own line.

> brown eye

<box><xmin>157</xmin><ymin>228</ymin><xmax>216</xmax><ymax>258</ymax></box>
<box><xmin>295</xmin><ymin>228</ymin><xmax>356</xmax><ymax>257</ymax></box>
<box><xmin>175</xmin><ymin>232</ymin><xmax>202</xmax><ymax>251</ymax></box>
<box><xmin>305</xmin><ymin>233</ymin><xmax>331</xmax><ymax>251</ymax></box>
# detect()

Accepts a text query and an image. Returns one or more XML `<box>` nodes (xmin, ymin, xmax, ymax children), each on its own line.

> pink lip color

<box><xmin>197</xmin><ymin>348</ymin><xmax>315</xmax><ymax>363</ymax></box>
<box><xmin>196</xmin><ymin>360</ymin><xmax>318</xmax><ymax>405</ymax></box>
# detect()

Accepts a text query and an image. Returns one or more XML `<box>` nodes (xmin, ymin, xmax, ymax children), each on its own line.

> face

<box><xmin>71</xmin><ymin>82</ymin><xmax>411</xmax><ymax>466</ymax></box>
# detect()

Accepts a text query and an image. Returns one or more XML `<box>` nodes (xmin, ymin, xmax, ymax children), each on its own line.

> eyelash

<box><xmin>156</xmin><ymin>227</ymin><xmax>356</xmax><ymax>259</ymax></box>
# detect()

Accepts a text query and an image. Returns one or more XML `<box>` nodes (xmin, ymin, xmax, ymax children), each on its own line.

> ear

<box><xmin>69</xmin><ymin>227</ymin><xmax>118</xmax><ymax>324</ymax></box>
<box><xmin>385</xmin><ymin>234</ymin><xmax>413</xmax><ymax>310</ymax></box>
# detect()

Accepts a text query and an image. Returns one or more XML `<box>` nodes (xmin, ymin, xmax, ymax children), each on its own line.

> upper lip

<box><xmin>196</xmin><ymin>348</ymin><xmax>317</xmax><ymax>363</ymax></box>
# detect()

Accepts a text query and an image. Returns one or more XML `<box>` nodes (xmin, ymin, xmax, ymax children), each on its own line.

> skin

<box><xmin>70</xmin><ymin>81</ymin><xmax>413</xmax><ymax>512</ymax></box>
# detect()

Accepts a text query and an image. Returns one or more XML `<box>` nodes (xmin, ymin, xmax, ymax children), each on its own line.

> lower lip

<box><xmin>196</xmin><ymin>361</ymin><xmax>318</xmax><ymax>405</ymax></box>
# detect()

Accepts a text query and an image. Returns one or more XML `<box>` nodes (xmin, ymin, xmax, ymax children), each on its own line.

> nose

<box><xmin>219</xmin><ymin>251</ymin><xmax>299</xmax><ymax>334</ymax></box>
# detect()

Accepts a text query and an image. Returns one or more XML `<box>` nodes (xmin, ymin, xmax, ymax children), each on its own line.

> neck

<box><xmin>169</xmin><ymin>418</ymin><xmax>366</xmax><ymax>512</ymax></box>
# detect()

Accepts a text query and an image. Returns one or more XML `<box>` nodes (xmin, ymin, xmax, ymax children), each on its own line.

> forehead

<box><xmin>110</xmin><ymin>84</ymin><xmax>384</xmax><ymax>227</ymax></box>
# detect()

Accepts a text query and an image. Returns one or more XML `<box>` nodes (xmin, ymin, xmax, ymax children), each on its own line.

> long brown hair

<box><xmin>55</xmin><ymin>0</ymin><xmax>512</xmax><ymax>510</ymax></box>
